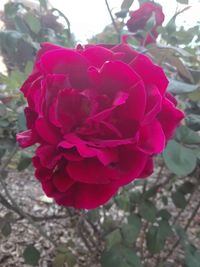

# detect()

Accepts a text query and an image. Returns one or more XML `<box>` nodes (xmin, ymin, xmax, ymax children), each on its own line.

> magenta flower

<box><xmin>17</xmin><ymin>43</ymin><xmax>184</xmax><ymax>209</ymax></box>
<box><xmin>126</xmin><ymin>2</ymin><xmax>165</xmax><ymax>45</ymax></box>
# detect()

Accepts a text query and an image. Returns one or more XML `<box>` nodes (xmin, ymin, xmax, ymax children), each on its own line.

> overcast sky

<box><xmin>48</xmin><ymin>0</ymin><xmax>200</xmax><ymax>42</ymax></box>
<box><xmin>0</xmin><ymin>0</ymin><xmax>200</xmax><ymax>42</ymax></box>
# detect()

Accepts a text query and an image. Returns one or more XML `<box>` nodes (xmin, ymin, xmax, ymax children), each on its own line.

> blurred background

<box><xmin>0</xmin><ymin>0</ymin><xmax>200</xmax><ymax>267</ymax></box>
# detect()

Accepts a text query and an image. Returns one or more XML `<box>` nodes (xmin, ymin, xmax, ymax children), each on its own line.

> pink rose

<box><xmin>17</xmin><ymin>42</ymin><xmax>184</xmax><ymax>209</ymax></box>
<box><xmin>126</xmin><ymin>2</ymin><xmax>165</xmax><ymax>45</ymax></box>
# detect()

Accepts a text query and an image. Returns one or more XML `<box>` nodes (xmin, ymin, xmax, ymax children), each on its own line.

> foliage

<box><xmin>0</xmin><ymin>0</ymin><xmax>200</xmax><ymax>266</ymax></box>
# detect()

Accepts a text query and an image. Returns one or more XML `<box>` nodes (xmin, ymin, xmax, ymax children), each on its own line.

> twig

<box><xmin>0</xmin><ymin>178</ymin><xmax>56</xmax><ymax>246</ymax></box>
<box><xmin>173</xmin><ymin>193</ymin><xmax>193</xmax><ymax>225</ymax></box>
<box><xmin>51</xmin><ymin>8</ymin><xmax>71</xmax><ymax>39</ymax></box>
<box><xmin>163</xmin><ymin>196</ymin><xmax>200</xmax><ymax>261</ymax></box>
<box><xmin>0</xmin><ymin>145</ymin><xmax>56</xmax><ymax>247</ymax></box>
<box><xmin>0</xmin><ymin>144</ymin><xmax>18</xmax><ymax>176</ymax></box>
<box><xmin>104</xmin><ymin>0</ymin><xmax>121</xmax><ymax>41</ymax></box>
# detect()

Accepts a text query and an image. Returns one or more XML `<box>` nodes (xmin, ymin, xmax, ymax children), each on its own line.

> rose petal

<box><xmin>157</xmin><ymin>98</ymin><xmax>184</xmax><ymax>140</ymax></box>
<box><xmin>39</xmin><ymin>48</ymin><xmax>90</xmax><ymax>88</ymax></box>
<box><xmin>55</xmin><ymin>182</ymin><xmax>119</xmax><ymax>209</ymax></box>
<box><xmin>130</xmin><ymin>54</ymin><xmax>168</xmax><ymax>95</ymax></box>
<box><xmin>16</xmin><ymin>129</ymin><xmax>38</xmax><ymax>148</ymax></box>
<box><xmin>138</xmin><ymin>120</ymin><xmax>165</xmax><ymax>154</ymax></box>
<box><xmin>35</xmin><ymin>117</ymin><xmax>61</xmax><ymax>144</ymax></box>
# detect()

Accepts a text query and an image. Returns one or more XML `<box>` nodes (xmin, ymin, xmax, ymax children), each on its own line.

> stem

<box><xmin>50</xmin><ymin>8</ymin><xmax>71</xmax><ymax>39</ymax></box>
<box><xmin>0</xmin><ymin>144</ymin><xmax>18</xmax><ymax>176</ymax></box>
<box><xmin>0</xmin><ymin>178</ymin><xmax>56</xmax><ymax>246</ymax></box>
<box><xmin>0</xmin><ymin>145</ymin><xmax>56</xmax><ymax>247</ymax></box>
<box><xmin>173</xmin><ymin>193</ymin><xmax>193</xmax><ymax>225</ymax></box>
<box><xmin>163</xmin><ymin>196</ymin><xmax>200</xmax><ymax>261</ymax></box>
<box><xmin>104</xmin><ymin>0</ymin><xmax>121</xmax><ymax>41</ymax></box>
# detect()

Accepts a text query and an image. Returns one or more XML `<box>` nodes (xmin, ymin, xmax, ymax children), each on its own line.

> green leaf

<box><xmin>23</xmin><ymin>244</ymin><xmax>40</xmax><ymax>266</ymax></box>
<box><xmin>53</xmin><ymin>250</ymin><xmax>76</xmax><ymax>267</ymax></box>
<box><xmin>146</xmin><ymin>220</ymin><xmax>173</xmax><ymax>254</ymax></box>
<box><xmin>39</xmin><ymin>0</ymin><xmax>48</xmax><ymax>9</ymax></box>
<box><xmin>185</xmin><ymin>248</ymin><xmax>200</xmax><ymax>267</ymax></box>
<box><xmin>194</xmin><ymin>148</ymin><xmax>200</xmax><ymax>160</ymax></box>
<box><xmin>130</xmin><ymin>191</ymin><xmax>141</xmax><ymax>204</ymax></box>
<box><xmin>0</xmin><ymin>213</ymin><xmax>13</xmax><ymax>237</ymax></box>
<box><xmin>102</xmin><ymin>217</ymin><xmax>119</xmax><ymax>235</ymax></box>
<box><xmin>101</xmin><ymin>245</ymin><xmax>143</xmax><ymax>267</ymax></box>
<box><xmin>0</xmin><ymin>103</ymin><xmax>7</xmax><ymax>117</ymax></box>
<box><xmin>4</xmin><ymin>2</ymin><xmax>20</xmax><ymax>18</ymax></box>
<box><xmin>174</xmin><ymin>224</ymin><xmax>188</xmax><ymax>245</ymax></box>
<box><xmin>0</xmin><ymin>147</ymin><xmax>6</xmax><ymax>159</ymax></box>
<box><xmin>167</xmin><ymin>79</ymin><xmax>199</xmax><ymax>94</ymax></box>
<box><xmin>179</xmin><ymin>181</ymin><xmax>195</xmax><ymax>195</ymax></box>
<box><xmin>24</xmin><ymin>14</ymin><xmax>41</xmax><ymax>34</ymax></box>
<box><xmin>105</xmin><ymin>229</ymin><xmax>122</xmax><ymax>251</ymax></box>
<box><xmin>177</xmin><ymin>0</ymin><xmax>188</xmax><ymax>4</ymax></box>
<box><xmin>189</xmin><ymin>90</ymin><xmax>200</xmax><ymax>102</ymax></box>
<box><xmin>18</xmin><ymin>112</ymin><xmax>27</xmax><ymax>131</ymax></box>
<box><xmin>144</xmin><ymin>13</ymin><xmax>156</xmax><ymax>32</ymax></box>
<box><xmin>172</xmin><ymin>191</ymin><xmax>187</xmax><ymax>209</ymax></box>
<box><xmin>139</xmin><ymin>200</ymin><xmax>157</xmax><ymax>222</ymax></box>
<box><xmin>144</xmin><ymin>186</ymin><xmax>159</xmax><ymax>199</ymax></box>
<box><xmin>163</xmin><ymin>140</ymin><xmax>197</xmax><ymax>176</ymax></box>
<box><xmin>14</xmin><ymin>16</ymin><xmax>30</xmax><ymax>35</ymax></box>
<box><xmin>162</xmin><ymin>196</ymin><xmax>168</xmax><ymax>206</ymax></box>
<box><xmin>17</xmin><ymin>153</ymin><xmax>32</xmax><ymax>171</ymax></box>
<box><xmin>121</xmin><ymin>0</ymin><xmax>134</xmax><ymax>10</ymax></box>
<box><xmin>176</xmin><ymin>126</ymin><xmax>200</xmax><ymax>145</ymax></box>
<box><xmin>1</xmin><ymin>222</ymin><xmax>12</xmax><ymax>237</ymax></box>
<box><xmin>186</xmin><ymin>114</ymin><xmax>200</xmax><ymax>132</ymax></box>
<box><xmin>157</xmin><ymin>209</ymin><xmax>171</xmax><ymax>220</ymax></box>
<box><xmin>87</xmin><ymin>209</ymin><xmax>99</xmax><ymax>222</ymax></box>
<box><xmin>121</xmin><ymin>215</ymin><xmax>141</xmax><ymax>245</ymax></box>
<box><xmin>115</xmin><ymin>192</ymin><xmax>130</xmax><ymax>211</ymax></box>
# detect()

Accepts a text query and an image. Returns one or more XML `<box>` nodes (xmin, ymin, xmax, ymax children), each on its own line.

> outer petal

<box><xmin>67</xmin><ymin>158</ymin><xmax>119</xmax><ymax>184</ymax></box>
<box><xmin>138</xmin><ymin>120</ymin><xmax>165</xmax><ymax>154</ymax></box>
<box><xmin>130</xmin><ymin>54</ymin><xmax>168</xmax><ymax>95</ymax></box>
<box><xmin>98</xmin><ymin>61</ymin><xmax>141</xmax><ymax>96</ymax></box>
<box><xmin>83</xmin><ymin>46</ymin><xmax>114</xmax><ymax>68</ymax></box>
<box><xmin>53</xmin><ymin>170</ymin><xmax>75</xmax><ymax>193</ymax></box>
<box><xmin>35</xmin><ymin>118</ymin><xmax>61</xmax><ymax>144</ymax></box>
<box><xmin>39</xmin><ymin>48</ymin><xmax>90</xmax><ymax>89</ymax></box>
<box><xmin>16</xmin><ymin>130</ymin><xmax>38</xmax><ymax>148</ymax></box>
<box><xmin>157</xmin><ymin>98</ymin><xmax>184</xmax><ymax>140</ymax></box>
<box><xmin>54</xmin><ymin>182</ymin><xmax>119</xmax><ymax>209</ymax></box>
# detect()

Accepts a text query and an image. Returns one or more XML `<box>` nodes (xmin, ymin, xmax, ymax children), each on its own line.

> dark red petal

<box><xmin>53</xmin><ymin>171</ymin><xmax>75</xmax><ymax>192</ymax></box>
<box><xmin>35</xmin><ymin>117</ymin><xmax>61</xmax><ymax>145</ymax></box>
<box><xmin>16</xmin><ymin>130</ymin><xmax>38</xmax><ymax>148</ymax></box>
<box><xmin>36</xmin><ymin>145</ymin><xmax>61</xmax><ymax>169</ymax></box>
<box><xmin>112</xmin><ymin>43</ymin><xmax>139</xmax><ymax>63</ymax></box>
<box><xmin>39</xmin><ymin>49</ymin><xmax>90</xmax><ymax>88</ymax></box>
<box><xmin>116</xmin><ymin>81</ymin><xmax>146</xmax><ymax>121</ymax></box>
<box><xmin>98</xmin><ymin>60</ymin><xmax>141</xmax><ymax>96</ymax></box>
<box><xmin>130</xmin><ymin>54</ymin><xmax>168</xmax><ymax>95</ymax></box>
<box><xmin>138</xmin><ymin>157</ymin><xmax>154</xmax><ymax>178</ymax></box>
<box><xmin>83</xmin><ymin>46</ymin><xmax>114</xmax><ymax>68</ymax></box>
<box><xmin>54</xmin><ymin>182</ymin><xmax>119</xmax><ymax>209</ymax></box>
<box><xmin>24</xmin><ymin>107</ymin><xmax>37</xmax><ymax>129</ymax></box>
<box><xmin>116</xmin><ymin>147</ymin><xmax>148</xmax><ymax>186</ymax></box>
<box><xmin>138</xmin><ymin>120</ymin><xmax>165</xmax><ymax>154</ymax></box>
<box><xmin>165</xmin><ymin>92</ymin><xmax>177</xmax><ymax>106</ymax></box>
<box><xmin>143</xmin><ymin>85</ymin><xmax>162</xmax><ymax>124</ymax></box>
<box><xmin>157</xmin><ymin>98</ymin><xmax>184</xmax><ymax>140</ymax></box>
<box><xmin>67</xmin><ymin>158</ymin><xmax>119</xmax><ymax>184</ymax></box>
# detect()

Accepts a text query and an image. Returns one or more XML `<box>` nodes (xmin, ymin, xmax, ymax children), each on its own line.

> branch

<box><xmin>105</xmin><ymin>0</ymin><xmax>121</xmax><ymax>40</ymax></box>
<box><xmin>51</xmin><ymin>8</ymin><xmax>71</xmax><ymax>39</ymax></box>
<box><xmin>163</xmin><ymin>195</ymin><xmax>200</xmax><ymax>261</ymax></box>
<box><xmin>0</xmin><ymin>145</ymin><xmax>56</xmax><ymax>247</ymax></box>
